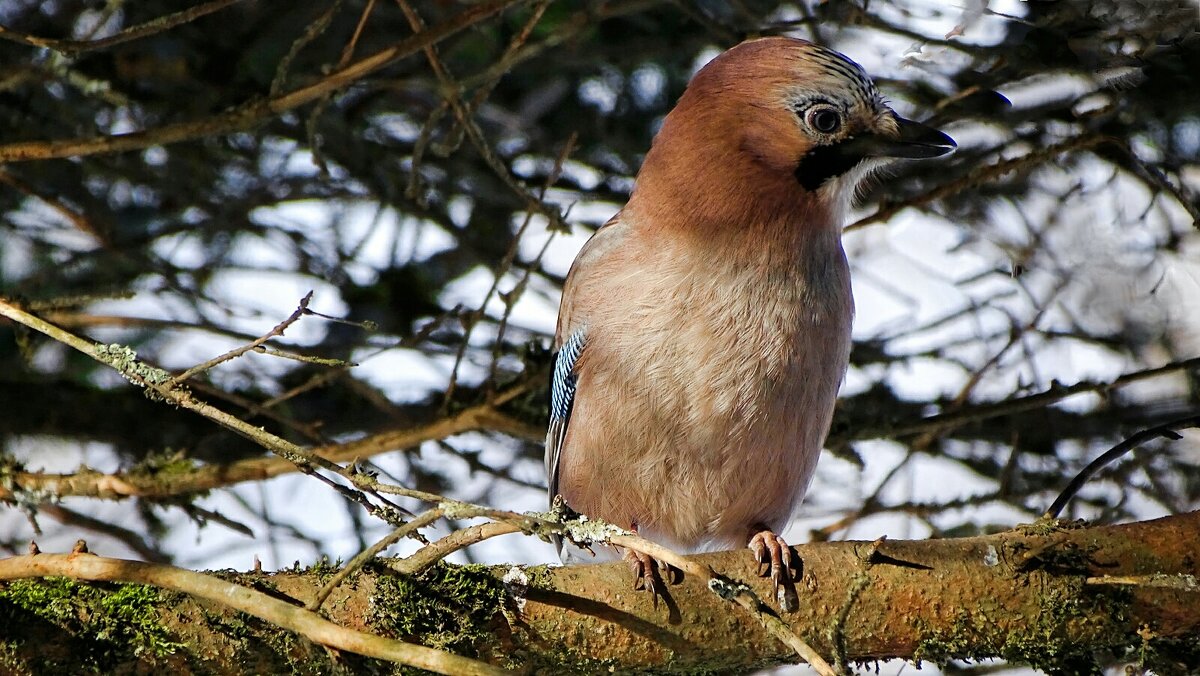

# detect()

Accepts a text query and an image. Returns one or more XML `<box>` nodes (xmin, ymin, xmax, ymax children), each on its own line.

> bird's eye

<box><xmin>806</xmin><ymin>108</ymin><xmax>841</xmax><ymax>134</ymax></box>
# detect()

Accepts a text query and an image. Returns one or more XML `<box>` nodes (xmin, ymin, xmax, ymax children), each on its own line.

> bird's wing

<box><xmin>545</xmin><ymin>328</ymin><xmax>585</xmax><ymax>503</ymax></box>
<box><xmin>545</xmin><ymin>215</ymin><xmax>630</xmax><ymax>506</ymax></box>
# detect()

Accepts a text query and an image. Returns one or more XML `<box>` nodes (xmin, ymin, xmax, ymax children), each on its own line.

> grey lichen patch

<box><xmin>708</xmin><ymin>576</ymin><xmax>751</xmax><ymax>601</ymax></box>
<box><xmin>0</xmin><ymin>577</ymin><xmax>182</xmax><ymax>670</ymax></box>
<box><xmin>436</xmin><ymin>499</ymin><xmax>477</xmax><ymax>521</ymax></box>
<box><xmin>95</xmin><ymin>343</ymin><xmax>172</xmax><ymax>394</ymax></box>
<box><xmin>0</xmin><ymin>456</ymin><xmax>58</xmax><ymax>507</ymax></box>
<box><xmin>563</xmin><ymin>513</ymin><xmax>629</xmax><ymax>545</ymax></box>
<box><xmin>523</xmin><ymin>496</ymin><xmax>630</xmax><ymax>546</ymax></box>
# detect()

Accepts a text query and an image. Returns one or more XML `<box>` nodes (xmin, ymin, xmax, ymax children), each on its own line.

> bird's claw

<box><xmin>749</xmin><ymin>529</ymin><xmax>799</xmax><ymax>612</ymax></box>
<box><xmin>624</xmin><ymin>548</ymin><xmax>681</xmax><ymax>609</ymax></box>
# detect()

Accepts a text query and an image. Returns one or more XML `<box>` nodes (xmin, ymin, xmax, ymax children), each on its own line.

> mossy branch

<box><xmin>0</xmin><ymin>513</ymin><xmax>1197</xmax><ymax>674</ymax></box>
<box><xmin>0</xmin><ymin>549</ymin><xmax>507</xmax><ymax>675</ymax></box>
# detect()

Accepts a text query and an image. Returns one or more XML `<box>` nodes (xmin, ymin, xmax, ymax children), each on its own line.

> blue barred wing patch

<box><xmin>546</xmin><ymin>329</ymin><xmax>586</xmax><ymax>503</ymax></box>
<box><xmin>551</xmin><ymin>330</ymin><xmax>586</xmax><ymax>422</ymax></box>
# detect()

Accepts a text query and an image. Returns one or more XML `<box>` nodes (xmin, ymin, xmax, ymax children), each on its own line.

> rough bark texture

<box><xmin>1</xmin><ymin>513</ymin><xmax>1197</xmax><ymax>674</ymax></box>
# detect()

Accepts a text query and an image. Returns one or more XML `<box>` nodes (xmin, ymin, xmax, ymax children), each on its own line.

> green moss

<box><xmin>304</xmin><ymin>556</ymin><xmax>343</xmax><ymax>581</ymax></box>
<box><xmin>0</xmin><ymin>641</ymin><xmax>34</xmax><ymax>676</ymax></box>
<box><xmin>130</xmin><ymin>448</ymin><xmax>198</xmax><ymax>477</ymax></box>
<box><xmin>0</xmin><ymin>577</ymin><xmax>182</xmax><ymax>669</ymax></box>
<box><xmin>371</xmin><ymin>562</ymin><xmax>508</xmax><ymax>660</ymax></box>
<box><xmin>95</xmin><ymin>583</ymin><xmax>182</xmax><ymax>656</ymax></box>
<box><xmin>913</xmin><ymin>571</ymin><xmax>1136</xmax><ymax>674</ymax></box>
<box><xmin>1014</xmin><ymin>517</ymin><xmax>1089</xmax><ymax>537</ymax></box>
<box><xmin>519</xmin><ymin>563</ymin><xmax>555</xmax><ymax>592</ymax></box>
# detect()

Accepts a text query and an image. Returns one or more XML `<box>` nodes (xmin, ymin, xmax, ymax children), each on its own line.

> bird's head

<box><xmin>632</xmin><ymin>37</ymin><xmax>955</xmax><ymax>230</ymax></box>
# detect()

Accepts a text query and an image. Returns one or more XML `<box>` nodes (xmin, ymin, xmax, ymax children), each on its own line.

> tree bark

<box><xmin>0</xmin><ymin>512</ymin><xmax>1197</xmax><ymax>674</ymax></box>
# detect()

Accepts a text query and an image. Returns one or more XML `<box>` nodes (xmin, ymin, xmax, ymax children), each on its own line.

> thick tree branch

<box><xmin>0</xmin><ymin>513</ymin><xmax>1196</xmax><ymax>673</ymax></box>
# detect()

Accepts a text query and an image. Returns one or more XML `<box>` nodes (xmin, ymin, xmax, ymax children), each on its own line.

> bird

<box><xmin>545</xmin><ymin>36</ymin><xmax>955</xmax><ymax>603</ymax></box>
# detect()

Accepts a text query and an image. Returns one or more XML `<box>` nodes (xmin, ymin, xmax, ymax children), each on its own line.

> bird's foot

<box><xmin>623</xmin><ymin>546</ymin><xmax>681</xmax><ymax>609</ymax></box>
<box><xmin>748</xmin><ymin>527</ymin><xmax>799</xmax><ymax>612</ymax></box>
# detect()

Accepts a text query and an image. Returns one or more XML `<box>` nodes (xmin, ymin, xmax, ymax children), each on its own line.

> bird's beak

<box><xmin>865</xmin><ymin>114</ymin><xmax>957</xmax><ymax>159</ymax></box>
<box><xmin>793</xmin><ymin>114</ymin><xmax>956</xmax><ymax>190</ymax></box>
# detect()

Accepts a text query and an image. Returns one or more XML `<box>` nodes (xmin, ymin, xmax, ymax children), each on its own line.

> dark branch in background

<box><xmin>841</xmin><ymin>355</ymin><xmax>1200</xmax><ymax>446</ymax></box>
<box><xmin>0</xmin><ymin>0</ymin><xmax>247</xmax><ymax>54</ymax></box>
<box><xmin>1045</xmin><ymin>414</ymin><xmax>1200</xmax><ymax>519</ymax></box>
<box><xmin>0</xmin><ymin>348</ymin><xmax>1192</xmax><ymax>505</ymax></box>
<box><xmin>847</xmin><ymin>134</ymin><xmax>1111</xmax><ymax>232</ymax></box>
<box><xmin>0</xmin><ymin>0</ymin><xmax>529</xmax><ymax>162</ymax></box>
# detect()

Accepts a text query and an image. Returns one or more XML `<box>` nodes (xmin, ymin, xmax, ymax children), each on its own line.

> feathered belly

<box><xmin>645</xmin><ymin>322</ymin><xmax>848</xmax><ymax>549</ymax></box>
<box><xmin>556</xmin><ymin>230</ymin><xmax>853</xmax><ymax>553</ymax></box>
<box><xmin>562</xmin><ymin>301</ymin><xmax>851</xmax><ymax>552</ymax></box>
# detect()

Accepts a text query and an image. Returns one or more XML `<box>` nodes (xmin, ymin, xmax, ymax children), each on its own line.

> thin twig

<box><xmin>169</xmin><ymin>292</ymin><xmax>315</xmax><ymax>385</ymax></box>
<box><xmin>487</xmin><ymin>134</ymin><xmax>577</xmax><ymax>394</ymax></box>
<box><xmin>1085</xmin><ymin>574</ymin><xmax>1199</xmax><ymax>590</ymax></box>
<box><xmin>304</xmin><ymin>0</ymin><xmax>377</xmax><ymax>174</ymax></box>
<box><xmin>436</xmin><ymin>0</ymin><xmax>552</xmax><ymax>154</ymax></box>
<box><xmin>271</xmin><ymin>0</ymin><xmax>345</xmax><ymax>97</ymax></box>
<box><xmin>392</xmin><ymin>521</ymin><xmax>522</xmax><ymax>575</ymax></box>
<box><xmin>0</xmin><ymin>168</ymin><xmax>108</xmax><ymax>244</ymax></box>
<box><xmin>310</xmin><ymin>507</ymin><xmax>444</xmax><ymax>611</ymax></box>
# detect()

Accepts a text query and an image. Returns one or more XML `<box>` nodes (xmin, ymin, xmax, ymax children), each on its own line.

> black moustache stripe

<box><xmin>794</xmin><ymin>141</ymin><xmax>864</xmax><ymax>192</ymax></box>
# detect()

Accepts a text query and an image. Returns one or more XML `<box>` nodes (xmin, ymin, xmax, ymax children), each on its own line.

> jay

<box><xmin>546</xmin><ymin>37</ymin><xmax>955</xmax><ymax>600</ymax></box>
